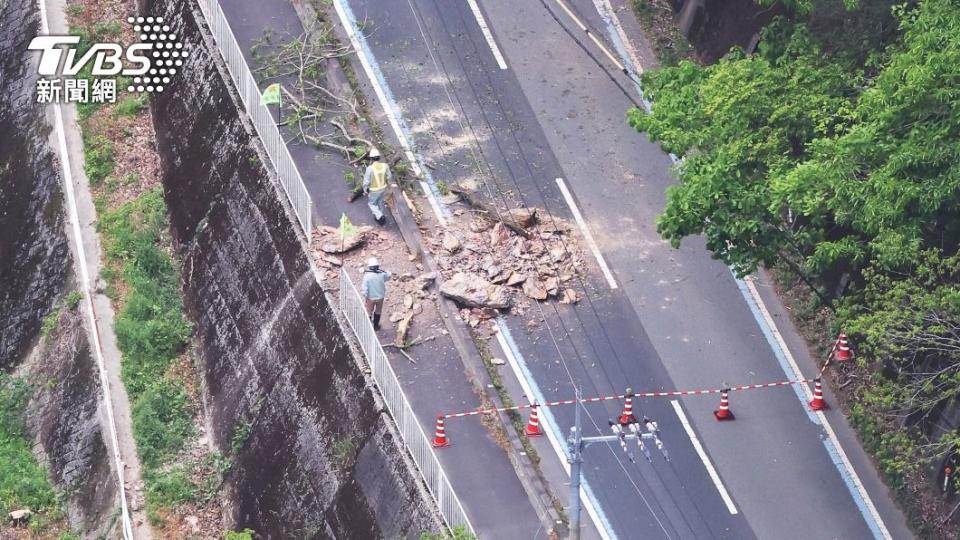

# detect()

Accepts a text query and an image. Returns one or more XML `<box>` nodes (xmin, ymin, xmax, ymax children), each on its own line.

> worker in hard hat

<box><xmin>362</xmin><ymin>147</ymin><xmax>391</xmax><ymax>225</ymax></box>
<box><xmin>361</xmin><ymin>256</ymin><xmax>391</xmax><ymax>330</ymax></box>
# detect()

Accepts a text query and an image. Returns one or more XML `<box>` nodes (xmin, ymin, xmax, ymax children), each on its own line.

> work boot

<box><xmin>373</xmin><ymin>313</ymin><xmax>381</xmax><ymax>330</ymax></box>
<box><xmin>375</xmin><ymin>215</ymin><xmax>386</xmax><ymax>226</ymax></box>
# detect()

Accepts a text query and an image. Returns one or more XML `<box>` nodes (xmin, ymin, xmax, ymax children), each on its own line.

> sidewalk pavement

<box><xmin>214</xmin><ymin>0</ymin><xmax>549</xmax><ymax>537</ymax></box>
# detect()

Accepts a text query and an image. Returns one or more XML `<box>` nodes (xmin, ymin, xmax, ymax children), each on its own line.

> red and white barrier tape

<box><xmin>442</xmin><ymin>378</ymin><xmax>817</xmax><ymax>419</ymax></box>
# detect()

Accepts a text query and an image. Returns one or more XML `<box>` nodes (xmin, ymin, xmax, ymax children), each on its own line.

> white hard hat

<box><xmin>367</xmin><ymin>257</ymin><xmax>380</xmax><ymax>268</ymax></box>
<box><xmin>368</xmin><ymin>147</ymin><xmax>381</xmax><ymax>159</ymax></box>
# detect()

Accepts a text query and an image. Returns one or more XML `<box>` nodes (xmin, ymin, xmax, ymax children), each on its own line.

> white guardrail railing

<box><xmin>195</xmin><ymin>0</ymin><xmax>312</xmax><ymax>235</ymax></box>
<box><xmin>339</xmin><ymin>268</ymin><xmax>476</xmax><ymax>536</ymax></box>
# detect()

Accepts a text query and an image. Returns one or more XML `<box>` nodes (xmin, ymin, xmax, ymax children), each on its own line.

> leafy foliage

<box><xmin>83</xmin><ymin>134</ymin><xmax>114</xmax><ymax>186</ymax></box>
<box><xmin>99</xmin><ymin>188</ymin><xmax>192</xmax><ymax>399</ymax></box>
<box><xmin>629</xmin><ymin>23</ymin><xmax>856</xmax><ymax>276</ymax></box>
<box><xmin>98</xmin><ymin>187</ymin><xmax>195</xmax><ymax>506</ymax></box>
<box><xmin>631</xmin><ymin>0</ymin><xmax>960</xmax><ymax>529</ymax></box>
<box><xmin>778</xmin><ymin>0</ymin><xmax>960</xmax><ymax>275</ymax></box>
<box><xmin>132</xmin><ymin>379</ymin><xmax>194</xmax><ymax>469</ymax></box>
<box><xmin>0</xmin><ymin>375</ymin><xmax>58</xmax><ymax>517</ymax></box>
<box><xmin>419</xmin><ymin>527</ymin><xmax>476</xmax><ymax>540</ymax></box>
<box><xmin>145</xmin><ymin>465</ymin><xmax>198</xmax><ymax>506</ymax></box>
<box><xmin>633</xmin><ymin>0</ymin><xmax>960</xmax><ymax>280</ymax></box>
<box><xmin>841</xmin><ymin>252</ymin><xmax>960</xmax><ymax>425</ymax></box>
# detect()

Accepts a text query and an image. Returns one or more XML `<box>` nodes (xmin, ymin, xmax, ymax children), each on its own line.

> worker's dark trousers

<box><xmin>365</xmin><ymin>298</ymin><xmax>383</xmax><ymax>329</ymax></box>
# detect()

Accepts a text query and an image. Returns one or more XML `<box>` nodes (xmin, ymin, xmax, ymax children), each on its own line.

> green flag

<box><xmin>339</xmin><ymin>212</ymin><xmax>355</xmax><ymax>238</ymax></box>
<box><xmin>261</xmin><ymin>83</ymin><xmax>281</xmax><ymax>106</ymax></box>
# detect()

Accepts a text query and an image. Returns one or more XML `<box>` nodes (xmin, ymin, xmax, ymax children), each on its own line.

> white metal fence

<box><xmin>195</xmin><ymin>0</ymin><xmax>313</xmax><ymax>235</ymax></box>
<box><xmin>339</xmin><ymin>268</ymin><xmax>476</xmax><ymax>536</ymax></box>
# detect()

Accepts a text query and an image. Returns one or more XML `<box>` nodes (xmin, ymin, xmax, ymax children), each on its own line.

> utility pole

<box><xmin>566</xmin><ymin>388</ymin><xmax>669</xmax><ymax>540</ymax></box>
<box><xmin>567</xmin><ymin>388</ymin><xmax>584</xmax><ymax>540</ymax></box>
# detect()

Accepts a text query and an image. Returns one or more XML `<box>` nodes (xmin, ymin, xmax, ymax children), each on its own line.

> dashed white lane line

<box><xmin>555</xmin><ymin>177</ymin><xmax>618</xmax><ymax>289</ymax></box>
<box><xmin>740</xmin><ymin>276</ymin><xmax>891</xmax><ymax>540</ymax></box>
<box><xmin>670</xmin><ymin>400</ymin><xmax>738</xmax><ymax>515</ymax></box>
<box><xmin>495</xmin><ymin>320</ymin><xmax>616</xmax><ymax>540</ymax></box>
<box><xmin>466</xmin><ymin>0</ymin><xmax>508</xmax><ymax>70</ymax></box>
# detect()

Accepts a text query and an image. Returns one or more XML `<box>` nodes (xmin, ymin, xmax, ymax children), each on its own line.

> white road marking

<box><xmin>586</xmin><ymin>0</ymin><xmax>679</xmax><ymax>166</ymax></box>
<box><xmin>466</xmin><ymin>0</ymin><xmax>508</xmax><ymax>70</ymax></box>
<box><xmin>670</xmin><ymin>400</ymin><xmax>738</xmax><ymax>515</ymax></box>
<box><xmin>740</xmin><ymin>276</ymin><xmax>891</xmax><ymax>540</ymax></box>
<box><xmin>592</xmin><ymin>0</ymin><xmax>643</xmax><ymax>74</ymax></box>
<box><xmin>550</xmin><ymin>0</ymin><xmax>624</xmax><ymax>72</ymax></box>
<box><xmin>331</xmin><ymin>0</ymin><xmax>450</xmax><ymax>226</ymax></box>
<box><xmin>495</xmin><ymin>320</ymin><xmax>616</xmax><ymax>540</ymax></box>
<box><xmin>37</xmin><ymin>2</ymin><xmax>134</xmax><ymax>537</ymax></box>
<box><xmin>555</xmin><ymin>177</ymin><xmax>618</xmax><ymax>289</ymax></box>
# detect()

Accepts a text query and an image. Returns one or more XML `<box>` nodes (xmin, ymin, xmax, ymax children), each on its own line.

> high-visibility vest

<box><xmin>369</xmin><ymin>162</ymin><xmax>388</xmax><ymax>192</ymax></box>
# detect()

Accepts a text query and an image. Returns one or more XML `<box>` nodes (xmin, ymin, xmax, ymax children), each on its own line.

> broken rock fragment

<box><xmin>489</xmin><ymin>222</ymin><xmax>509</xmax><ymax>247</ymax></box>
<box><xmin>442</xmin><ymin>233</ymin><xmax>462</xmax><ymax>253</ymax></box>
<box><xmin>544</xmin><ymin>276</ymin><xmax>560</xmax><ymax>296</ymax></box>
<box><xmin>439</xmin><ymin>272</ymin><xmax>512</xmax><ymax>309</ymax></box>
<box><xmin>505</xmin><ymin>271</ymin><xmax>526</xmax><ymax>287</ymax></box>
<box><xmin>560</xmin><ymin>288</ymin><xmax>579</xmax><ymax>304</ymax></box>
<box><xmin>414</xmin><ymin>272</ymin><xmax>438</xmax><ymax>290</ymax></box>
<box><xmin>506</xmin><ymin>207</ymin><xmax>537</xmax><ymax>228</ymax></box>
<box><xmin>318</xmin><ymin>225</ymin><xmax>373</xmax><ymax>253</ymax></box>
<box><xmin>523</xmin><ymin>275</ymin><xmax>548</xmax><ymax>300</ymax></box>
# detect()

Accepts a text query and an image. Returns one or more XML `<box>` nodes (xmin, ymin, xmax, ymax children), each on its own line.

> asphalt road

<box><xmin>216</xmin><ymin>1</ymin><xmax>545</xmax><ymax>537</ymax></box>
<box><xmin>346</xmin><ymin>0</ymin><xmax>911</xmax><ymax>539</ymax></box>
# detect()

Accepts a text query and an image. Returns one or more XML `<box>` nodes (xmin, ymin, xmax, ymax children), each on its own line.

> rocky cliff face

<box><xmin>149</xmin><ymin>0</ymin><xmax>437</xmax><ymax>536</ymax></box>
<box><xmin>0</xmin><ymin>0</ymin><xmax>70</xmax><ymax>368</ymax></box>
<box><xmin>0</xmin><ymin>0</ymin><xmax>118</xmax><ymax>535</ymax></box>
<box><xmin>24</xmin><ymin>309</ymin><xmax>118</xmax><ymax>538</ymax></box>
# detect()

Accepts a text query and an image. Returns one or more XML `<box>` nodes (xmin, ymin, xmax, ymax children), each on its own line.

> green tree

<box><xmin>774</xmin><ymin>0</ymin><xmax>960</xmax><ymax>275</ymax></box>
<box><xmin>840</xmin><ymin>251</ymin><xmax>960</xmax><ymax>428</ymax></box>
<box><xmin>631</xmin><ymin>0</ymin><xmax>960</xmax><ymax>283</ymax></box>
<box><xmin>629</xmin><ymin>23</ymin><xmax>856</xmax><ymax>278</ymax></box>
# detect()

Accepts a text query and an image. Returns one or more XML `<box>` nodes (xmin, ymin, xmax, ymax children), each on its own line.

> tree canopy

<box><xmin>630</xmin><ymin>1</ymin><xmax>960</xmax><ymax>527</ymax></box>
<box><xmin>630</xmin><ymin>0</ymin><xmax>960</xmax><ymax>280</ymax></box>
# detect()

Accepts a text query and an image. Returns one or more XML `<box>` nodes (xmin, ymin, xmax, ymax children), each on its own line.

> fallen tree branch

<box><xmin>448</xmin><ymin>184</ymin><xmax>534</xmax><ymax>238</ymax></box>
<box><xmin>384</xmin><ymin>344</ymin><xmax>417</xmax><ymax>364</ymax></box>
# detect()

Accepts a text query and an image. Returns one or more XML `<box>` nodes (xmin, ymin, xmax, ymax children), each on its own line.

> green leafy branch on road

<box><xmin>250</xmin><ymin>23</ymin><xmax>375</xmax><ymax>160</ymax></box>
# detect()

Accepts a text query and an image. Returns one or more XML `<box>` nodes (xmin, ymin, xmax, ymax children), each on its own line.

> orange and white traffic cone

<box><xmin>834</xmin><ymin>333</ymin><xmax>854</xmax><ymax>362</ymax></box>
<box><xmin>619</xmin><ymin>388</ymin><xmax>637</xmax><ymax>424</ymax></box>
<box><xmin>432</xmin><ymin>415</ymin><xmax>450</xmax><ymax>448</ymax></box>
<box><xmin>713</xmin><ymin>389</ymin><xmax>735</xmax><ymax>421</ymax></box>
<box><xmin>809</xmin><ymin>378</ymin><xmax>828</xmax><ymax>411</ymax></box>
<box><xmin>525</xmin><ymin>405</ymin><xmax>543</xmax><ymax>437</ymax></box>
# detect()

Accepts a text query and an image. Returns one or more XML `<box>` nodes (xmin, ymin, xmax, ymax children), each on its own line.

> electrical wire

<box><xmin>393</xmin><ymin>2</ymin><xmax>645</xmax><ymax>535</ymax></box>
<box><xmin>389</xmin><ymin>0</ymin><xmax>717</xmax><ymax>536</ymax></box>
<box><xmin>398</xmin><ymin>0</ymin><xmax>684</xmax><ymax>536</ymax></box>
